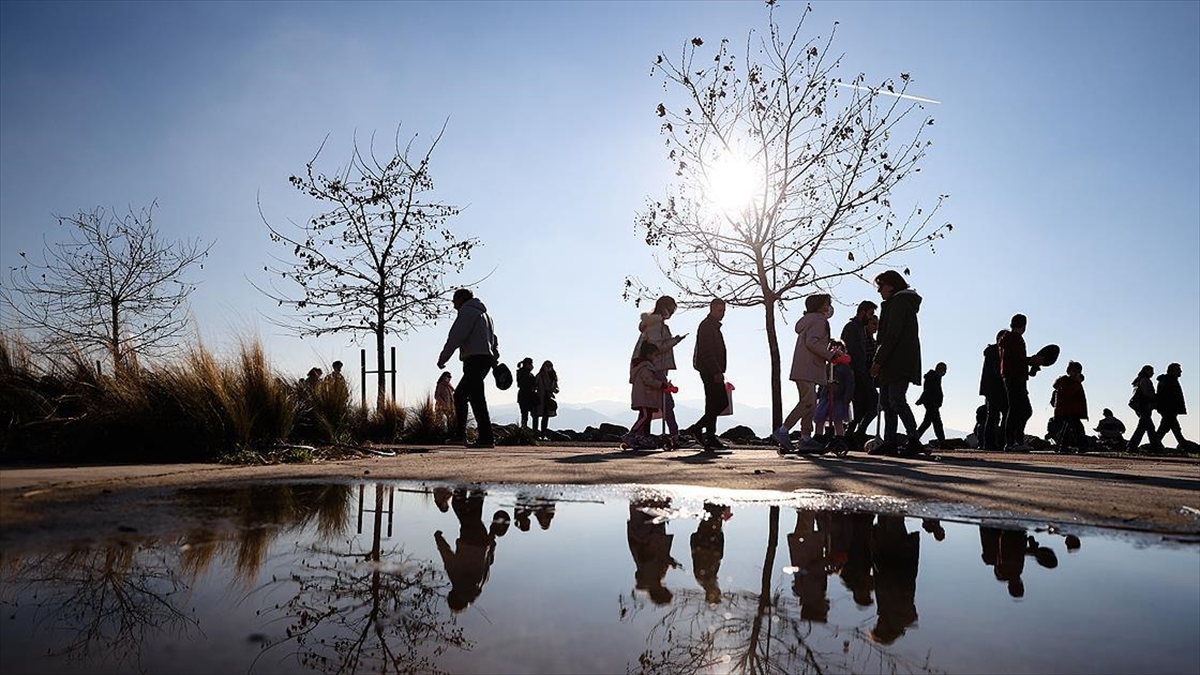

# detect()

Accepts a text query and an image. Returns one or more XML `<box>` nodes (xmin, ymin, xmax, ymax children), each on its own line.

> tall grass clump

<box><xmin>401</xmin><ymin>395</ymin><xmax>446</xmax><ymax>444</ymax></box>
<box><xmin>295</xmin><ymin>375</ymin><xmax>353</xmax><ymax>445</ymax></box>
<box><xmin>359</xmin><ymin>398</ymin><xmax>409</xmax><ymax>443</ymax></box>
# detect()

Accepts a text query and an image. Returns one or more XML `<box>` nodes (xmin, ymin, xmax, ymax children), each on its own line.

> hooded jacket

<box><xmin>791</xmin><ymin>311</ymin><xmax>833</xmax><ymax>383</ymax></box>
<box><xmin>979</xmin><ymin>342</ymin><xmax>1004</xmax><ymax>398</ymax></box>
<box><xmin>1156</xmin><ymin>373</ymin><xmax>1187</xmax><ymax>416</ymax></box>
<box><xmin>438</xmin><ymin>298</ymin><xmax>499</xmax><ymax>365</ymax></box>
<box><xmin>916</xmin><ymin>369</ymin><xmax>944</xmax><ymax>408</ymax></box>
<box><xmin>632</xmin><ymin>311</ymin><xmax>679</xmax><ymax>371</ymax></box>
<box><xmin>873</xmin><ymin>288</ymin><xmax>922</xmax><ymax>386</ymax></box>
<box><xmin>1052</xmin><ymin>375</ymin><xmax>1088</xmax><ymax>420</ymax></box>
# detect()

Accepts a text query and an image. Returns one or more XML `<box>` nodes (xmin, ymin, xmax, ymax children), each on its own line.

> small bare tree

<box><xmin>259</xmin><ymin>124</ymin><xmax>477</xmax><ymax>408</ymax></box>
<box><xmin>3</xmin><ymin>203</ymin><xmax>211</xmax><ymax>371</ymax></box>
<box><xmin>626</xmin><ymin>2</ymin><xmax>952</xmax><ymax>428</ymax></box>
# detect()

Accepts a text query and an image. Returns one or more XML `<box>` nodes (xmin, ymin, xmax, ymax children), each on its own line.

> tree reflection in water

<box><xmin>248</xmin><ymin>483</ymin><xmax>469</xmax><ymax>674</ymax></box>
<box><xmin>1</xmin><ymin>542</ymin><xmax>198</xmax><ymax>672</ymax></box>
<box><xmin>1</xmin><ymin>482</ymin><xmax>465</xmax><ymax>675</ymax></box>
<box><xmin>621</xmin><ymin>506</ymin><xmax>942</xmax><ymax>675</ymax></box>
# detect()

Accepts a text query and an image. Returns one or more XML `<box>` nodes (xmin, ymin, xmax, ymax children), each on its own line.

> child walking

<box><xmin>814</xmin><ymin>344</ymin><xmax>855</xmax><ymax>453</ymax></box>
<box><xmin>435</xmin><ymin>371</ymin><xmax>456</xmax><ymax>430</ymax></box>
<box><xmin>623</xmin><ymin>342</ymin><xmax>667</xmax><ymax>449</ymax></box>
<box><xmin>1050</xmin><ymin>360</ymin><xmax>1088</xmax><ymax>452</ymax></box>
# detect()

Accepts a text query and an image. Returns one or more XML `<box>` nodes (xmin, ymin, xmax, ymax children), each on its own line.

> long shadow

<box><xmin>554</xmin><ymin>450</ymin><xmax>672</xmax><ymax>464</ymax></box>
<box><xmin>936</xmin><ymin>455</ymin><xmax>1200</xmax><ymax>492</ymax></box>
<box><xmin>773</xmin><ymin>454</ymin><xmax>990</xmax><ymax>504</ymax></box>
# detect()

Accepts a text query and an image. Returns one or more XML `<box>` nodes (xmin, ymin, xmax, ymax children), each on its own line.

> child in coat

<box><xmin>1050</xmin><ymin>360</ymin><xmax>1088</xmax><ymax>451</ymax></box>
<box><xmin>435</xmin><ymin>371</ymin><xmax>456</xmax><ymax>430</ymax></box>
<box><xmin>624</xmin><ymin>342</ymin><xmax>667</xmax><ymax>449</ymax></box>
<box><xmin>814</xmin><ymin>345</ymin><xmax>855</xmax><ymax>450</ymax></box>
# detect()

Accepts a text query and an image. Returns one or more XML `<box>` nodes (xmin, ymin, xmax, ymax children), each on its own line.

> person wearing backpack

<box><xmin>1126</xmin><ymin>364</ymin><xmax>1161</xmax><ymax>453</ymax></box>
<box><xmin>438</xmin><ymin>288</ymin><xmax>500</xmax><ymax>449</ymax></box>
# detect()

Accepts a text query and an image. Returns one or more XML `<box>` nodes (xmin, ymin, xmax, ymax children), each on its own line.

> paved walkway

<box><xmin>2</xmin><ymin>446</ymin><xmax>1198</xmax><ymax>534</ymax></box>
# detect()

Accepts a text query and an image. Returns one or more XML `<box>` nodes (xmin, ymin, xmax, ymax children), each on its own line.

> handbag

<box><xmin>493</xmin><ymin>362</ymin><xmax>513</xmax><ymax>390</ymax></box>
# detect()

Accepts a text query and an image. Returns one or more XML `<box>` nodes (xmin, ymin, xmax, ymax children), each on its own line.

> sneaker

<box><xmin>867</xmin><ymin>441</ymin><xmax>896</xmax><ymax>456</ymax></box>
<box><xmin>1005</xmin><ymin>443</ymin><xmax>1033</xmax><ymax>453</ymax></box>
<box><xmin>673</xmin><ymin>435</ymin><xmax>697</xmax><ymax>449</ymax></box>
<box><xmin>798</xmin><ymin>437</ymin><xmax>826</xmax><ymax>453</ymax></box>
<box><xmin>900</xmin><ymin>438</ymin><xmax>927</xmax><ymax>456</ymax></box>
<box><xmin>620</xmin><ymin>432</ymin><xmax>637</xmax><ymax>447</ymax></box>
<box><xmin>705</xmin><ymin>437</ymin><xmax>730</xmax><ymax>450</ymax></box>
<box><xmin>772</xmin><ymin>427</ymin><xmax>796</xmax><ymax>453</ymax></box>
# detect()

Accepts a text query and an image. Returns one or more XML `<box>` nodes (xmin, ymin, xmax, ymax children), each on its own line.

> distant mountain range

<box><xmin>488</xmin><ymin>399</ymin><xmax>969</xmax><ymax>439</ymax></box>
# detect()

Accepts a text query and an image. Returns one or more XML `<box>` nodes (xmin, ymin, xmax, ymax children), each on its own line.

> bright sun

<box><xmin>705</xmin><ymin>153</ymin><xmax>761</xmax><ymax>216</ymax></box>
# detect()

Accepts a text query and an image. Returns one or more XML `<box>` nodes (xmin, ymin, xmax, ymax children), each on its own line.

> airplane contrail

<box><xmin>835</xmin><ymin>81</ymin><xmax>941</xmax><ymax>105</ymax></box>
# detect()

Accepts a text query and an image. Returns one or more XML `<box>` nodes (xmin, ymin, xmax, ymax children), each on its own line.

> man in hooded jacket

<box><xmin>868</xmin><ymin>270</ymin><xmax>925</xmax><ymax>456</ymax></box>
<box><xmin>438</xmin><ymin>288</ymin><xmax>500</xmax><ymax>448</ymax></box>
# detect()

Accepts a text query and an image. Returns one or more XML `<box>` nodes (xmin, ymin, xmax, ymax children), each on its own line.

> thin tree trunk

<box><xmin>765</xmin><ymin>299</ymin><xmax>783</xmax><ymax>430</ymax></box>
<box><xmin>109</xmin><ymin>299</ymin><xmax>121</xmax><ymax>374</ymax></box>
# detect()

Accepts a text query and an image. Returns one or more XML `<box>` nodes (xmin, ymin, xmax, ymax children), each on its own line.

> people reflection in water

<box><xmin>690</xmin><ymin>502</ymin><xmax>729</xmax><ymax>605</ymax></box>
<box><xmin>435</xmin><ymin>488</ymin><xmax>503</xmax><ymax>612</ymax></box>
<box><xmin>788</xmin><ymin>510</ymin><xmax>831</xmax><ymax>622</ymax></box>
<box><xmin>921</xmin><ymin>518</ymin><xmax>947</xmax><ymax>541</ymax></box>
<box><xmin>432</xmin><ymin>486</ymin><xmax>453</xmax><ymax>513</ymax></box>
<box><xmin>978</xmin><ymin>526</ymin><xmax>1059</xmax><ymax>599</ymax></box>
<box><xmin>838</xmin><ymin>513</ymin><xmax>876</xmax><ymax>608</ymax></box>
<box><xmin>514</xmin><ymin>493</ymin><xmax>556</xmax><ymax>532</ymax></box>
<box><xmin>627</xmin><ymin>499</ymin><xmax>679</xmax><ymax>605</ymax></box>
<box><xmin>870</xmin><ymin>515</ymin><xmax>920</xmax><ymax>645</ymax></box>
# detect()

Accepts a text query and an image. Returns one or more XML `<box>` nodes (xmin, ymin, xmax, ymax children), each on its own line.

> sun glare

<box><xmin>705</xmin><ymin>153</ymin><xmax>761</xmax><ymax>217</ymax></box>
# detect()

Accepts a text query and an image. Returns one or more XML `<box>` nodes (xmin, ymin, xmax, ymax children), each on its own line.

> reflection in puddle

<box><xmin>1</xmin><ymin>481</ymin><xmax>1197</xmax><ymax>674</ymax></box>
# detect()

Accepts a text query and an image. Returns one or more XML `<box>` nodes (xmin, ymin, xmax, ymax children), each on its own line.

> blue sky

<box><xmin>2</xmin><ymin>0</ymin><xmax>1198</xmax><ymax>439</ymax></box>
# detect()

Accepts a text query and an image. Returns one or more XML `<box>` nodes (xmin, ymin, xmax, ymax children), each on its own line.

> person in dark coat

<box><xmin>1094</xmin><ymin>408</ymin><xmax>1127</xmax><ymax>447</ymax></box>
<box><xmin>979</xmin><ymin>330</ymin><xmax>1008</xmax><ymax>451</ymax></box>
<box><xmin>842</xmin><ymin>300</ymin><xmax>879</xmax><ymax>444</ymax></box>
<box><xmin>686</xmin><ymin>298</ymin><xmax>729</xmax><ymax>451</ymax></box>
<box><xmin>1127</xmin><ymin>364</ymin><xmax>1162</xmax><ymax>452</ymax></box>
<box><xmin>998</xmin><ymin>314</ymin><xmax>1043</xmax><ymax>451</ymax></box>
<box><xmin>1154</xmin><ymin>362</ymin><xmax>1189</xmax><ymax>448</ymax></box>
<box><xmin>515</xmin><ymin>357</ymin><xmax>539</xmax><ymax>428</ymax></box>
<box><xmin>915</xmin><ymin>362</ymin><xmax>948</xmax><ymax>445</ymax></box>
<box><xmin>868</xmin><ymin>270</ymin><xmax>924</xmax><ymax>456</ymax></box>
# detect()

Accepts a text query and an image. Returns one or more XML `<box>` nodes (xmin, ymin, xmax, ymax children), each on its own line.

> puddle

<box><xmin>1</xmin><ymin>480</ymin><xmax>1197</xmax><ymax>674</ymax></box>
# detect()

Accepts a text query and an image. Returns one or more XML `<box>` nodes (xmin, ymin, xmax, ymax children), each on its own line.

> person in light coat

<box><xmin>773</xmin><ymin>293</ymin><xmax>835</xmax><ymax>453</ymax></box>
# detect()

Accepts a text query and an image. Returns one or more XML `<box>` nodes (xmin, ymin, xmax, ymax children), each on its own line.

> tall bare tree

<box><xmin>3</xmin><ymin>203</ymin><xmax>211</xmax><ymax>371</ymax></box>
<box><xmin>259</xmin><ymin>124</ymin><xmax>477</xmax><ymax>407</ymax></box>
<box><xmin>625</xmin><ymin>2</ymin><xmax>952</xmax><ymax>428</ymax></box>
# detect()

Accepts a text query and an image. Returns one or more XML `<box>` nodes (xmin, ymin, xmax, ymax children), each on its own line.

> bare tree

<box><xmin>3</xmin><ymin>203</ymin><xmax>211</xmax><ymax>371</ymax></box>
<box><xmin>259</xmin><ymin>124</ymin><xmax>478</xmax><ymax>407</ymax></box>
<box><xmin>625</xmin><ymin>2</ymin><xmax>952</xmax><ymax>427</ymax></box>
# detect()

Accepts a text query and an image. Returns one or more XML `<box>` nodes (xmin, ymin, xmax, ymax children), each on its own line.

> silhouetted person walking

<box><xmin>437</xmin><ymin>288</ymin><xmax>500</xmax><ymax>448</ymax></box>
<box><xmin>634</xmin><ymin>296</ymin><xmax>690</xmax><ymax>448</ymax></box>
<box><xmin>869</xmin><ymin>270</ymin><xmax>925</xmax><ymax>456</ymax></box>
<box><xmin>789</xmin><ymin>509</ymin><xmax>831</xmax><ymax>622</ymax></box>
<box><xmin>979</xmin><ymin>330</ymin><xmax>1008</xmax><ymax>451</ymax></box>
<box><xmin>1050</xmin><ymin>360</ymin><xmax>1089</xmax><ymax>451</ymax></box>
<box><xmin>687</xmin><ymin>298</ymin><xmax>729</xmax><ymax>451</ymax></box>
<box><xmin>915</xmin><ymin>362</ymin><xmax>947</xmax><ymax>446</ymax></box>
<box><xmin>842</xmin><ymin>300</ymin><xmax>879</xmax><ymax>444</ymax></box>
<box><xmin>1154</xmin><ymin>362</ymin><xmax>1189</xmax><ymax>449</ymax></box>
<box><xmin>1127</xmin><ymin>364</ymin><xmax>1162</xmax><ymax>452</ymax></box>
<box><xmin>774</xmin><ymin>293</ymin><xmax>836</xmax><ymax>453</ymax></box>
